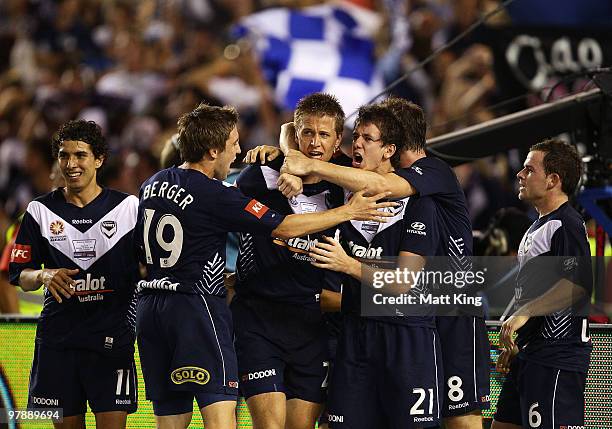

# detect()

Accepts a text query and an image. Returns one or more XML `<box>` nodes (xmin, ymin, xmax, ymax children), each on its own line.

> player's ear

<box><xmin>383</xmin><ymin>144</ymin><xmax>396</xmax><ymax>160</ymax></box>
<box><xmin>209</xmin><ymin>148</ymin><xmax>219</xmax><ymax>160</ymax></box>
<box><xmin>547</xmin><ymin>172</ymin><xmax>560</xmax><ymax>190</ymax></box>
<box><xmin>94</xmin><ymin>156</ymin><xmax>104</xmax><ymax>168</ymax></box>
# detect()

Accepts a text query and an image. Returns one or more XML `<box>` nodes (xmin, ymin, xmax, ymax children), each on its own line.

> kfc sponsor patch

<box><xmin>244</xmin><ymin>199</ymin><xmax>269</xmax><ymax>219</ymax></box>
<box><xmin>10</xmin><ymin>244</ymin><xmax>32</xmax><ymax>263</ymax></box>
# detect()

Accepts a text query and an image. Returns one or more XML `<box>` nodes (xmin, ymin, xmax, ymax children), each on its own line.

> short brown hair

<box><xmin>530</xmin><ymin>138</ymin><xmax>582</xmax><ymax>196</ymax></box>
<box><xmin>355</xmin><ymin>104</ymin><xmax>405</xmax><ymax>168</ymax></box>
<box><xmin>294</xmin><ymin>93</ymin><xmax>345</xmax><ymax>137</ymax></box>
<box><xmin>177</xmin><ymin>103</ymin><xmax>238</xmax><ymax>163</ymax></box>
<box><xmin>380</xmin><ymin>97</ymin><xmax>426</xmax><ymax>152</ymax></box>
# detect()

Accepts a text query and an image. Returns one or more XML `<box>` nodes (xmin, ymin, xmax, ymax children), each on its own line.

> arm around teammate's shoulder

<box><xmin>271</xmin><ymin>190</ymin><xmax>397</xmax><ymax>239</ymax></box>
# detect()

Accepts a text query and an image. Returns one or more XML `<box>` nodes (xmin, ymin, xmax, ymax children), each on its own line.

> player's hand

<box><xmin>310</xmin><ymin>236</ymin><xmax>354</xmax><ymax>274</ymax></box>
<box><xmin>499</xmin><ymin>314</ymin><xmax>530</xmax><ymax>351</ymax></box>
<box><xmin>243</xmin><ymin>145</ymin><xmax>282</xmax><ymax>164</ymax></box>
<box><xmin>279</xmin><ymin>122</ymin><xmax>297</xmax><ymax>152</ymax></box>
<box><xmin>40</xmin><ymin>268</ymin><xmax>79</xmax><ymax>303</ymax></box>
<box><xmin>496</xmin><ymin>344</ymin><xmax>518</xmax><ymax>374</ymax></box>
<box><xmin>277</xmin><ymin>173</ymin><xmax>303</xmax><ymax>199</ymax></box>
<box><xmin>281</xmin><ymin>149</ymin><xmax>314</xmax><ymax>176</ymax></box>
<box><xmin>345</xmin><ymin>190</ymin><xmax>398</xmax><ymax>222</ymax></box>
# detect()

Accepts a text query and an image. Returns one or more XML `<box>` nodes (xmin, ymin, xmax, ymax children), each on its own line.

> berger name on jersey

<box><xmin>141</xmin><ymin>180</ymin><xmax>194</xmax><ymax>210</ymax></box>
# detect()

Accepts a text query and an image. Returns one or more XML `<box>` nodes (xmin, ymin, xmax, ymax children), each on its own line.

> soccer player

<box><xmin>134</xmin><ymin>102</ymin><xmax>395</xmax><ymax>429</ymax></box>
<box><xmin>307</xmin><ymin>103</ymin><xmax>442</xmax><ymax>428</ymax></box>
<box><xmin>231</xmin><ymin>93</ymin><xmax>349</xmax><ymax>429</ymax></box>
<box><xmin>8</xmin><ymin>120</ymin><xmax>140</xmax><ymax>429</ymax></box>
<box><xmin>281</xmin><ymin>98</ymin><xmax>490</xmax><ymax>428</ymax></box>
<box><xmin>492</xmin><ymin>139</ymin><xmax>592</xmax><ymax>429</ymax></box>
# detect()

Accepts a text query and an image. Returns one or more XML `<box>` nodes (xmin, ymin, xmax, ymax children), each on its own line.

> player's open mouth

<box><xmin>352</xmin><ymin>152</ymin><xmax>363</xmax><ymax>168</ymax></box>
<box><xmin>308</xmin><ymin>150</ymin><xmax>324</xmax><ymax>159</ymax></box>
<box><xmin>66</xmin><ymin>171</ymin><xmax>82</xmax><ymax>179</ymax></box>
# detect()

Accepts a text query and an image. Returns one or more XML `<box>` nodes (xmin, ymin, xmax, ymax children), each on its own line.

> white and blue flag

<box><xmin>233</xmin><ymin>1</ymin><xmax>383</xmax><ymax>119</ymax></box>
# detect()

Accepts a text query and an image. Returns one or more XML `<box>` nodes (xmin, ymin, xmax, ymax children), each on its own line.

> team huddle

<box><xmin>8</xmin><ymin>93</ymin><xmax>591</xmax><ymax>429</ymax></box>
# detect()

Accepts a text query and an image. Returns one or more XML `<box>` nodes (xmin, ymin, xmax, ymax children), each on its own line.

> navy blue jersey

<box><xmin>9</xmin><ymin>188</ymin><xmax>139</xmax><ymax>355</ymax></box>
<box><xmin>395</xmin><ymin>157</ymin><xmax>476</xmax><ymax>314</ymax></box>
<box><xmin>235</xmin><ymin>157</ymin><xmax>344</xmax><ymax>309</ymax></box>
<box><xmin>394</xmin><ymin>156</ymin><xmax>473</xmax><ymax>258</ymax></box>
<box><xmin>514</xmin><ymin>202</ymin><xmax>592</xmax><ymax>373</ymax></box>
<box><xmin>340</xmin><ymin>191</ymin><xmax>437</xmax><ymax>328</ymax></box>
<box><xmin>135</xmin><ymin>167</ymin><xmax>284</xmax><ymax>297</ymax></box>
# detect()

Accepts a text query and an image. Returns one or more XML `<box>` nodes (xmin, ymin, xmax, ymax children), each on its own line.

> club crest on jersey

<box><xmin>244</xmin><ymin>199</ymin><xmax>269</xmax><ymax>219</ymax></box>
<box><xmin>72</xmin><ymin>239</ymin><xmax>96</xmax><ymax>260</ymax></box>
<box><xmin>101</xmin><ymin>220</ymin><xmax>117</xmax><ymax>238</ymax></box>
<box><xmin>171</xmin><ymin>367</ymin><xmax>210</xmax><ymax>385</ymax></box>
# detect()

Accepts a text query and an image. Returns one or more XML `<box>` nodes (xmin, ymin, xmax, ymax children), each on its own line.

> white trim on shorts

<box><xmin>473</xmin><ymin>316</ymin><xmax>477</xmax><ymax>403</ymax></box>
<box><xmin>433</xmin><ymin>331</ymin><xmax>440</xmax><ymax>419</ymax></box>
<box><xmin>552</xmin><ymin>369</ymin><xmax>560</xmax><ymax>429</ymax></box>
<box><xmin>200</xmin><ymin>295</ymin><xmax>227</xmax><ymax>387</ymax></box>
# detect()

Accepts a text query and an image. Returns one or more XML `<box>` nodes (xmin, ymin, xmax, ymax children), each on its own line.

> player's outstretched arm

<box><xmin>281</xmin><ymin>149</ymin><xmax>417</xmax><ymax>197</ymax></box>
<box><xmin>19</xmin><ymin>267</ymin><xmax>78</xmax><ymax>303</ymax></box>
<box><xmin>271</xmin><ymin>190</ymin><xmax>396</xmax><ymax>239</ymax></box>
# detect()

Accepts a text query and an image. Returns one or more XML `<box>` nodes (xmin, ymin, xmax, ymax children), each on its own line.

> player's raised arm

<box><xmin>282</xmin><ymin>149</ymin><xmax>416</xmax><ymax>197</ymax></box>
<box><xmin>271</xmin><ymin>190</ymin><xmax>396</xmax><ymax>239</ymax></box>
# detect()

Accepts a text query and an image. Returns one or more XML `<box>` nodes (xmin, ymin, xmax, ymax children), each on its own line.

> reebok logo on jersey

<box><xmin>71</xmin><ymin>219</ymin><xmax>92</xmax><ymax>224</ymax></box>
<box><xmin>171</xmin><ymin>367</ymin><xmax>210</xmax><ymax>385</ymax></box>
<box><xmin>10</xmin><ymin>244</ymin><xmax>31</xmax><ymax>263</ymax></box>
<box><xmin>411</xmin><ymin>166</ymin><xmax>423</xmax><ymax>175</ymax></box>
<box><xmin>244</xmin><ymin>199</ymin><xmax>269</xmax><ymax>219</ymax></box>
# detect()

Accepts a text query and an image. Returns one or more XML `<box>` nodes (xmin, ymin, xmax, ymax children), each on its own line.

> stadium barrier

<box><xmin>0</xmin><ymin>318</ymin><xmax>610</xmax><ymax>428</ymax></box>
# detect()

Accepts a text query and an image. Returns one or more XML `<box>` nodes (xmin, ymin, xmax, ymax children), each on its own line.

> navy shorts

<box><xmin>231</xmin><ymin>296</ymin><xmax>329</xmax><ymax>403</ymax></box>
<box><xmin>327</xmin><ymin>316</ymin><xmax>443</xmax><ymax>429</ymax></box>
<box><xmin>436</xmin><ymin>316</ymin><xmax>490</xmax><ymax>417</ymax></box>
<box><xmin>28</xmin><ymin>343</ymin><xmax>137</xmax><ymax>417</ymax></box>
<box><xmin>495</xmin><ymin>358</ymin><xmax>587</xmax><ymax>428</ymax></box>
<box><xmin>137</xmin><ymin>292</ymin><xmax>238</xmax><ymax>415</ymax></box>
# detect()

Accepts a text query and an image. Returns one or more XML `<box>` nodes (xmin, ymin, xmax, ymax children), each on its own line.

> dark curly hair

<box><xmin>294</xmin><ymin>93</ymin><xmax>345</xmax><ymax>137</ymax></box>
<box><xmin>355</xmin><ymin>104</ymin><xmax>405</xmax><ymax>168</ymax></box>
<box><xmin>51</xmin><ymin>120</ymin><xmax>108</xmax><ymax>160</ymax></box>
<box><xmin>530</xmin><ymin>139</ymin><xmax>582</xmax><ymax>196</ymax></box>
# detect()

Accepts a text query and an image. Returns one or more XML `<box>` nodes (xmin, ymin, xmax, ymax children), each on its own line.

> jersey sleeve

<box><xmin>210</xmin><ymin>184</ymin><xmax>285</xmax><ymax>235</ymax></box>
<box><xmin>8</xmin><ymin>205</ymin><xmax>46</xmax><ymax>286</ymax></box>
<box><xmin>550</xmin><ymin>221</ymin><xmax>593</xmax><ymax>294</ymax></box>
<box><xmin>393</xmin><ymin>158</ymin><xmax>455</xmax><ymax>198</ymax></box>
<box><xmin>400</xmin><ymin>197</ymin><xmax>439</xmax><ymax>256</ymax></box>
<box><xmin>236</xmin><ymin>157</ymin><xmax>283</xmax><ymax>199</ymax></box>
